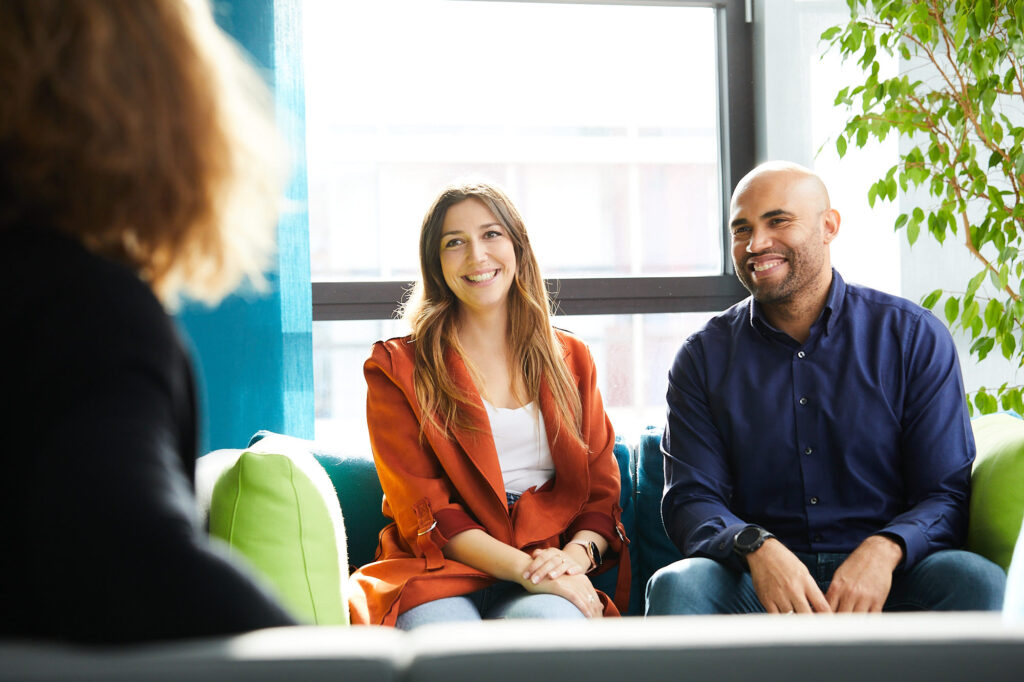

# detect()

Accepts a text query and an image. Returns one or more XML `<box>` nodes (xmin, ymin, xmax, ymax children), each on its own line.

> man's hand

<box><xmin>826</xmin><ymin>534</ymin><xmax>903</xmax><ymax>613</ymax></box>
<box><xmin>747</xmin><ymin>539</ymin><xmax>832</xmax><ymax>613</ymax></box>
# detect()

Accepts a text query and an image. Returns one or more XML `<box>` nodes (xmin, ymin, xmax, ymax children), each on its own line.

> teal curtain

<box><xmin>177</xmin><ymin>0</ymin><xmax>313</xmax><ymax>453</ymax></box>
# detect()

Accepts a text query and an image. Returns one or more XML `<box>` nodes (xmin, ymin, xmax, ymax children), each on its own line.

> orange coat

<box><xmin>348</xmin><ymin>330</ymin><xmax>630</xmax><ymax>626</ymax></box>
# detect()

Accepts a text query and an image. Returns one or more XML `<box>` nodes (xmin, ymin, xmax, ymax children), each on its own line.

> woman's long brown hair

<box><xmin>401</xmin><ymin>181</ymin><xmax>584</xmax><ymax>447</ymax></box>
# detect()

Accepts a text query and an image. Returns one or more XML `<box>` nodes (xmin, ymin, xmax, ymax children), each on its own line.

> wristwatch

<box><xmin>570</xmin><ymin>540</ymin><xmax>603</xmax><ymax>572</ymax></box>
<box><xmin>733</xmin><ymin>525</ymin><xmax>775</xmax><ymax>556</ymax></box>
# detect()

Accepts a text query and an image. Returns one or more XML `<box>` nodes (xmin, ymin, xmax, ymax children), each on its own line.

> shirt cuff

<box><xmin>878</xmin><ymin>523</ymin><xmax>924</xmax><ymax>571</ymax></box>
<box><xmin>567</xmin><ymin>512</ymin><xmax>618</xmax><ymax>550</ymax></box>
<box><xmin>434</xmin><ymin>508</ymin><xmax>485</xmax><ymax>542</ymax></box>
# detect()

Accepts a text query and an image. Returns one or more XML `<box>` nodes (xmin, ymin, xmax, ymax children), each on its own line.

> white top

<box><xmin>483</xmin><ymin>399</ymin><xmax>554</xmax><ymax>495</ymax></box>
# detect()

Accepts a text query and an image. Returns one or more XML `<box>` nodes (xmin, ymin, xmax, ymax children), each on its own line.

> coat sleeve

<box><xmin>562</xmin><ymin>337</ymin><xmax>627</xmax><ymax>556</ymax></box>
<box><xmin>364</xmin><ymin>342</ymin><xmax>484</xmax><ymax>566</ymax></box>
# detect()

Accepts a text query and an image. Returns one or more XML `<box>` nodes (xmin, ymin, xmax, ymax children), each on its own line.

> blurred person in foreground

<box><xmin>647</xmin><ymin>161</ymin><xmax>1006</xmax><ymax>616</ymax></box>
<box><xmin>0</xmin><ymin>0</ymin><xmax>297</xmax><ymax>642</ymax></box>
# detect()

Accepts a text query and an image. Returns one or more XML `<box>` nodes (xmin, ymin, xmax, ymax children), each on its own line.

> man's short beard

<box><xmin>736</xmin><ymin>248</ymin><xmax>799</xmax><ymax>304</ymax></box>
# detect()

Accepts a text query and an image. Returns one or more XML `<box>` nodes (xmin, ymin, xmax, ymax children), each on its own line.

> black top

<box><xmin>0</xmin><ymin>225</ymin><xmax>295</xmax><ymax>643</ymax></box>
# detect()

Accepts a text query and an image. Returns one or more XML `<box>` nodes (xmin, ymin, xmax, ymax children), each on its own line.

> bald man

<box><xmin>646</xmin><ymin>162</ymin><xmax>1005</xmax><ymax>615</ymax></box>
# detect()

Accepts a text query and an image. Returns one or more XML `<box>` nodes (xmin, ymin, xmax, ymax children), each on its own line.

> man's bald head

<box><xmin>731</xmin><ymin>161</ymin><xmax>832</xmax><ymax>215</ymax></box>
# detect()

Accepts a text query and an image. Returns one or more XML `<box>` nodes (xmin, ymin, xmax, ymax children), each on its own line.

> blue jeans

<box><xmin>396</xmin><ymin>580</ymin><xmax>585</xmax><ymax>630</ymax></box>
<box><xmin>645</xmin><ymin>549</ymin><xmax>1006</xmax><ymax>615</ymax></box>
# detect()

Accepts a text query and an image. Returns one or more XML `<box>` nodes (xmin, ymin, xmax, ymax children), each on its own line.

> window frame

<box><xmin>310</xmin><ymin>0</ymin><xmax>753</xmax><ymax>322</ymax></box>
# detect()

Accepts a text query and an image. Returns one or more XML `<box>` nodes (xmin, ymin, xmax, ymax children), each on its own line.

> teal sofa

<box><xmin>236</xmin><ymin>412</ymin><xmax>1024</xmax><ymax>619</ymax></box>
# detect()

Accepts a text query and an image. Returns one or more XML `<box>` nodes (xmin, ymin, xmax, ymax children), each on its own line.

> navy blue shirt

<box><xmin>662</xmin><ymin>270</ymin><xmax>974</xmax><ymax>572</ymax></box>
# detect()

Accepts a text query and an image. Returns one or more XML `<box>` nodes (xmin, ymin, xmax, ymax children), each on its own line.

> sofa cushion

<box><xmin>207</xmin><ymin>441</ymin><xmax>349</xmax><ymax>625</ymax></box>
<box><xmin>634</xmin><ymin>426</ymin><xmax>684</xmax><ymax>606</ymax></box>
<box><xmin>969</xmin><ymin>413</ymin><xmax>1024</xmax><ymax>571</ymax></box>
<box><xmin>1005</xmin><ymin>522</ymin><xmax>1024</xmax><ymax>623</ymax></box>
<box><xmin>589</xmin><ymin>439</ymin><xmax>635</xmax><ymax>609</ymax></box>
<box><xmin>248</xmin><ymin>431</ymin><xmax>389</xmax><ymax>571</ymax></box>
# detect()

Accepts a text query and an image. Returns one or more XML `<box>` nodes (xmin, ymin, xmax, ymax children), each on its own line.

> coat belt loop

<box><xmin>414</xmin><ymin>500</ymin><xmax>446</xmax><ymax>570</ymax></box>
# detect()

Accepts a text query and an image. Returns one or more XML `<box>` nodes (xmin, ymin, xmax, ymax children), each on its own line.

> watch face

<box><xmin>736</xmin><ymin>527</ymin><xmax>762</xmax><ymax>548</ymax></box>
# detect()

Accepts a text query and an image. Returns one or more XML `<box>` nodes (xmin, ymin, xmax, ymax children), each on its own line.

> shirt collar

<box><xmin>748</xmin><ymin>268</ymin><xmax>845</xmax><ymax>338</ymax></box>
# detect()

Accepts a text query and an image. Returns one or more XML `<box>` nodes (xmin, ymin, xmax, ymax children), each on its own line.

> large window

<box><xmin>304</xmin><ymin>0</ymin><xmax>754</xmax><ymax>448</ymax></box>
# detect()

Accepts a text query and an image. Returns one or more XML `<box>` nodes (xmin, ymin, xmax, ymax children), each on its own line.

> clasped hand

<box><xmin>521</xmin><ymin>547</ymin><xmax>603</xmax><ymax>618</ymax></box>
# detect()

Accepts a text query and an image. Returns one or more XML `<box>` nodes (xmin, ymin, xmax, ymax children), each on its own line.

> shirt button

<box><xmin>804</xmin><ymin>447</ymin><xmax>813</xmax><ymax>455</ymax></box>
<box><xmin>809</xmin><ymin>496</ymin><xmax>819</xmax><ymax>505</ymax></box>
<box><xmin>813</xmin><ymin>534</ymin><xmax>823</xmax><ymax>542</ymax></box>
<box><xmin>797</xmin><ymin>351</ymin><xmax>806</xmax><ymax>358</ymax></box>
<box><xmin>799</xmin><ymin>397</ymin><xmax>808</xmax><ymax>405</ymax></box>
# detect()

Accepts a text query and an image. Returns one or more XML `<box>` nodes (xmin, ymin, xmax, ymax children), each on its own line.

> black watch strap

<box><xmin>733</xmin><ymin>525</ymin><xmax>775</xmax><ymax>556</ymax></box>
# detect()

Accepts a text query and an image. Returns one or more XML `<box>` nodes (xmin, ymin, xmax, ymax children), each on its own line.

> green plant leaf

<box><xmin>975</xmin><ymin>389</ymin><xmax>990</xmax><ymax>412</ymax></box>
<box><xmin>1007</xmin><ymin>387</ymin><xmax>1024</xmax><ymax>413</ymax></box>
<box><xmin>921</xmin><ymin>289</ymin><xmax>943</xmax><ymax>309</ymax></box>
<box><xmin>821</xmin><ymin>25</ymin><xmax>842</xmax><ymax>41</ymax></box>
<box><xmin>945</xmin><ymin>296</ymin><xmax>960</xmax><ymax>326</ymax></box>
<box><xmin>1013</xmin><ymin>301</ymin><xmax>1024</xmax><ymax>321</ymax></box>
<box><xmin>972</xmin><ymin>336</ymin><xmax>995</xmax><ymax>361</ymax></box>
<box><xmin>1002</xmin><ymin>332</ymin><xmax>1017</xmax><ymax>359</ymax></box>
<box><xmin>984</xmin><ymin>391</ymin><xmax>999</xmax><ymax>414</ymax></box>
<box><xmin>836</xmin><ymin>135</ymin><xmax>848</xmax><ymax>158</ymax></box>
<box><xmin>907</xmin><ymin>219</ymin><xmax>920</xmax><ymax>245</ymax></box>
<box><xmin>985</xmin><ymin>298</ymin><xmax>1005</xmax><ymax>328</ymax></box>
<box><xmin>976</xmin><ymin>0</ymin><xmax>992</xmax><ymax>29</ymax></box>
<box><xmin>955</xmin><ymin>14</ymin><xmax>968</xmax><ymax>47</ymax></box>
<box><xmin>962</xmin><ymin>299</ymin><xmax>980</xmax><ymax>328</ymax></box>
<box><xmin>967</xmin><ymin>269</ymin><xmax>987</xmax><ymax>296</ymax></box>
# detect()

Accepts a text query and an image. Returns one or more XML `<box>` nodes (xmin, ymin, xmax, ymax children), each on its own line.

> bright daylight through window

<box><xmin>303</xmin><ymin>0</ymin><xmax>750</xmax><ymax>449</ymax></box>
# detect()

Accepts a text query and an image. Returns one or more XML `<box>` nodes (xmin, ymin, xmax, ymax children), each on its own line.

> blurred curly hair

<box><xmin>0</xmin><ymin>0</ymin><xmax>284</xmax><ymax>307</ymax></box>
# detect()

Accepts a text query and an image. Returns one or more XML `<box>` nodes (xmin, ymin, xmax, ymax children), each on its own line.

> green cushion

<box><xmin>208</xmin><ymin>446</ymin><xmax>349</xmax><ymax>625</ymax></box>
<box><xmin>247</xmin><ymin>430</ymin><xmax>389</xmax><ymax>570</ymax></box>
<box><xmin>969</xmin><ymin>413</ymin><xmax>1024</xmax><ymax>571</ymax></box>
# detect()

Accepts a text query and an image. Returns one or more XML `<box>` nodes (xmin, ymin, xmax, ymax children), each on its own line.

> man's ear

<box><xmin>822</xmin><ymin>208</ymin><xmax>841</xmax><ymax>244</ymax></box>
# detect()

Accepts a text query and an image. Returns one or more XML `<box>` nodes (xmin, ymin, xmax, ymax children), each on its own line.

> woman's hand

<box><xmin>523</xmin><ymin>546</ymin><xmax>584</xmax><ymax>584</ymax></box>
<box><xmin>525</xmin><ymin>573</ymin><xmax>604</xmax><ymax>618</ymax></box>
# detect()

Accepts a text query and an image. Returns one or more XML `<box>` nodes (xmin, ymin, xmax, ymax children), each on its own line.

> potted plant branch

<box><xmin>823</xmin><ymin>0</ymin><xmax>1024</xmax><ymax>414</ymax></box>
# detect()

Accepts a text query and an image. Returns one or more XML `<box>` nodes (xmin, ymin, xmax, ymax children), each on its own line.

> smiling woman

<box><xmin>348</xmin><ymin>180</ymin><xmax>630</xmax><ymax>628</ymax></box>
<box><xmin>438</xmin><ymin>198</ymin><xmax>518</xmax><ymax>322</ymax></box>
